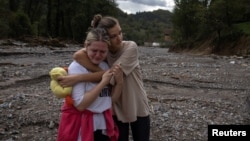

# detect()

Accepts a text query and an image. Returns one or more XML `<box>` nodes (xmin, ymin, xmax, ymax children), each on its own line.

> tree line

<box><xmin>0</xmin><ymin>0</ymin><xmax>249</xmax><ymax>50</ymax></box>
<box><xmin>0</xmin><ymin>0</ymin><xmax>119</xmax><ymax>42</ymax></box>
<box><xmin>0</xmin><ymin>0</ymin><xmax>172</xmax><ymax>45</ymax></box>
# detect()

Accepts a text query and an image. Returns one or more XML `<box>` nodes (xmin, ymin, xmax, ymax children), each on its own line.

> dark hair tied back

<box><xmin>91</xmin><ymin>14</ymin><xmax>102</xmax><ymax>28</ymax></box>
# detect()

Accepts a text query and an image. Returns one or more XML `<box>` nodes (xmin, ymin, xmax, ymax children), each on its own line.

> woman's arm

<box><xmin>73</xmin><ymin>48</ymin><xmax>103</xmax><ymax>72</ymax></box>
<box><xmin>75</xmin><ymin>69</ymin><xmax>113</xmax><ymax>111</ymax></box>
<box><xmin>57</xmin><ymin>71</ymin><xmax>105</xmax><ymax>87</ymax></box>
<box><xmin>110</xmin><ymin>64</ymin><xmax>123</xmax><ymax>102</ymax></box>
<box><xmin>57</xmin><ymin>48</ymin><xmax>107</xmax><ymax>87</ymax></box>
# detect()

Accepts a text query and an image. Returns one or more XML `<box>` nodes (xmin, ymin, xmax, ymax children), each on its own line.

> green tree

<box><xmin>172</xmin><ymin>0</ymin><xmax>207</xmax><ymax>46</ymax></box>
<box><xmin>0</xmin><ymin>0</ymin><xmax>11</xmax><ymax>37</ymax></box>
<box><xmin>206</xmin><ymin>0</ymin><xmax>247</xmax><ymax>42</ymax></box>
<box><xmin>71</xmin><ymin>13</ymin><xmax>89</xmax><ymax>42</ymax></box>
<box><xmin>9</xmin><ymin>12</ymin><xmax>33</xmax><ymax>37</ymax></box>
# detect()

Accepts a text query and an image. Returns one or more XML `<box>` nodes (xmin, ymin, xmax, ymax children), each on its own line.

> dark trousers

<box><xmin>94</xmin><ymin>130</ymin><xmax>109</xmax><ymax>141</ymax></box>
<box><xmin>113</xmin><ymin>116</ymin><xmax>150</xmax><ymax>141</ymax></box>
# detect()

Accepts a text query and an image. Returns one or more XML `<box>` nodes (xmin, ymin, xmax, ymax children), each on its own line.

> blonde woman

<box><xmin>57</xmin><ymin>28</ymin><xmax>122</xmax><ymax>141</ymax></box>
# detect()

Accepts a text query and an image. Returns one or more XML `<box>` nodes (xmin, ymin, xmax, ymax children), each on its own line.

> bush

<box><xmin>234</xmin><ymin>22</ymin><xmax>250</xmax><ymax>35</ymax></box>
<box><xmin>0</xmin><ymin>19</ymin><xmax>10</xmax><ymax>38</ymax></box>
<box><xmin>9</xmin><ymin>12</ymin><xmax>34</xmax><ymax>37</ymax></box>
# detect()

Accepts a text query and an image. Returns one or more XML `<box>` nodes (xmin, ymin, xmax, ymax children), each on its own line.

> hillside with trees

<box><xmin>170</xmin><ymin>0</ymin><xmax>250</xmax><ymax>56</ymax></box>
<box><xmin>117</xmin><ymin>9</ymin><xmax>172</xmax><ymax>45</ymax></box>
<box><xmin>0</xmin><ymin>0</ymin><xmax>250</xmax><ymax>56</ymax></box>
<box><xmin>0</xmin><ymin>0</ymin><xmax>120</xmax><ymax>42</ymax></box>
<box><xmin>0</xmin><ymin>0</ymin><xmax>172</xmax><ymax>46</ymax></box>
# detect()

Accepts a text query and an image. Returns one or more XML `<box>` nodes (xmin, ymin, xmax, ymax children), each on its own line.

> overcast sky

<box><xmin>116</xmin><ymin>0</ymin><xmax>175</xmax><ymax>14</ymax></box>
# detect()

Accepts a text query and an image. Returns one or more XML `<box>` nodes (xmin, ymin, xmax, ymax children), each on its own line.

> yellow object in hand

<box><xmin>49</xmin><ymin>67</ymin><xmax>72</xmax><ymax>98</ymax></box>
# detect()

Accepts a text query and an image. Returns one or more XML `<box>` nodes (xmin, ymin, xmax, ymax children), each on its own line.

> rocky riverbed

<box><xmin>0</xmin><ymin>39</ymin><xmax>249</xmax><ymax>141</ymax></box>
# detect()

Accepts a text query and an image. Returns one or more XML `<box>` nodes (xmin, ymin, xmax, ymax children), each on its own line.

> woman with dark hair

<box><xmin>58</xmin><ymin>14</ymin><xmax>150</xmax><ymax>141</ymax></box>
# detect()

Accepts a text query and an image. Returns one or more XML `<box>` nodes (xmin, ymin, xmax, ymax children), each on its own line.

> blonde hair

<box><xmin>84</xmin><ymin>27</ymin><xmax>110</xmax><ymax>47</ymax></box>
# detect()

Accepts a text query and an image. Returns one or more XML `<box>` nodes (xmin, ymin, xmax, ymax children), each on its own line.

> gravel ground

<box><xmin>0</xmin><ymin>40</ymin><xmax>250</xmax><ymax>141</ymax></box>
